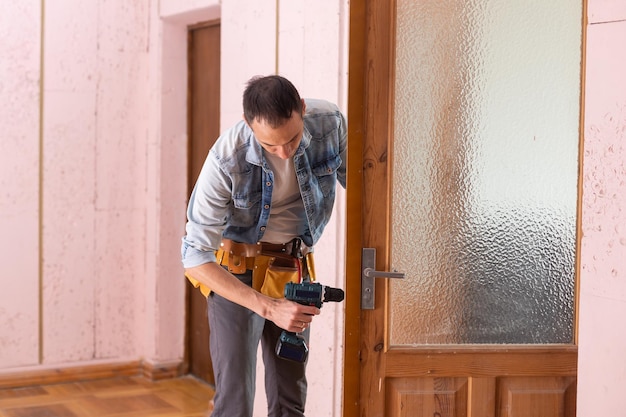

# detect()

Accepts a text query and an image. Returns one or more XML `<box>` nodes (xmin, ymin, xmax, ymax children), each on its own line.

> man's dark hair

<box><xmin>243</xmin><ymin>75</ymin><xmax>303</xmax><ymax>128</ymax></box>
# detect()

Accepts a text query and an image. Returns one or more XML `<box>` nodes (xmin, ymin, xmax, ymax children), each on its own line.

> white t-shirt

<box><xmin>261</xmin><ymin>152</ymin><xmax>307</xmax><ymax>244</ymax></box>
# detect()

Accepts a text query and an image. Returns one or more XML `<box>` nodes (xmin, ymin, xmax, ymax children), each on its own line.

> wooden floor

<box><xmin>0</xmin><ymin>376</ymin><xmax>214</xmax><ymax>417</ymax></box>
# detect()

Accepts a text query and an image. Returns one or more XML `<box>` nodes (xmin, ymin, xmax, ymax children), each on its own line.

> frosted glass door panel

<box><xmin>389</xmin><ymin>0</ymin><xmax>582</xmax><ymax>344</ymax></box>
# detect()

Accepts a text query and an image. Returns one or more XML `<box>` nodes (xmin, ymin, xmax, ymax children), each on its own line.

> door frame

<box><xmin>344</xmin><ymin>0</ymin><xmax>391</xmax><ymax>414</ymax></box>
<box><xmin>344</xmin><ymin>0</ymin><xmax>396</xmax><ymax>413</ymax></box>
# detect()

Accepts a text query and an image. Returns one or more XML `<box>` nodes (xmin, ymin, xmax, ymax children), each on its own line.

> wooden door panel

<box><xmin>497</xmin><ymin>377</ymin><xmax>576</xmax><ymax>417</ymax></box>
<box><xmin>386</xmin><ymin>377</ymin><xmax>468</xmax><ymax>417</ymax></box>
<box><xmin>384</xmin><ymin>376</ymin><xmax>576</xmax><ymax>417</ymax></box>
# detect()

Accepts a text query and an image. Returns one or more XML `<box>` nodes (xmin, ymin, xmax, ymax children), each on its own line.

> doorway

<box><xmin>185</xmin><ymin>20</ymin><xmax>221</xmax><ymax>386</ymax></box>
<box><xmin>344</xmin><ymin>0</ymin><xmax>582</xmax><ymax>415</ymax></box>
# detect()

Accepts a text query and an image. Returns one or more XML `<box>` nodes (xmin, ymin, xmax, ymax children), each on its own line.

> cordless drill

<box><xmin>275</xmin><ymin>282</ymin><xmax>345</xmax><ymax>362</ymax></box>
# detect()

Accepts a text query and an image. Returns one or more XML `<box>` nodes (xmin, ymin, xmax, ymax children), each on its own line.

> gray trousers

<box><xmin>207</xmin><ymin>270</ymin><xmax>310</xmax><ymax>417</ymax></box>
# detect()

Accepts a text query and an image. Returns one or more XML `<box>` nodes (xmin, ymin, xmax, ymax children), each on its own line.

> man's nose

<box><xmin>275</xmin><ymin>146</ymin><xmax>290</xmax><ymax>159</ymax></box>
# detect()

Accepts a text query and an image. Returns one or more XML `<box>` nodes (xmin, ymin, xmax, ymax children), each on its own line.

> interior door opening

<box><xmin>185</xmin><ymin>20</ymin><xmax>221</xmax><ymax>386</ymax></box>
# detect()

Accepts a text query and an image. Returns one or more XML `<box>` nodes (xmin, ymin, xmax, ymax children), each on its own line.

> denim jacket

<box><xmin>181</xmin><ymin>98</ymin><xmax>347</xmax><ymax>268</ymax></box>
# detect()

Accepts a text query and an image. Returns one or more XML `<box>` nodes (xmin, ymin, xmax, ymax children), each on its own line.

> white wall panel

<box><xmin>220</xmin><ymin>0</ymin><xmax>277</xmax><ymax>129</ymax></box>
<box><xmin>0</xmin><ymin>0</ymin><xmax>42</xmax><ymax>368</ymax></box>
<box><xmin>278</xmin><ymin>0</ymin><xmax>344</xmax><ymax>102</ymax></box>
<box><xmin>578</xmin><ymin>18</ymin><xmax>626</xmax><ymax>417</ymax></box>
<box><xmin>41</xmin><ymin>0</ymin><xmax>99</xmax><ymax>364</ymax></box>
<box><xmin>92</xmin><ymin>1</ymin><xmax>152</xmax><ymax>359</ymax></box>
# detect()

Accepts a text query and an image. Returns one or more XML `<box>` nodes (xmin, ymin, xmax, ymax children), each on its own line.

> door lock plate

<box><xmin>361</xmin><ymin>248</ymin><xmax>405</xmax><ymax>309</ymax></box>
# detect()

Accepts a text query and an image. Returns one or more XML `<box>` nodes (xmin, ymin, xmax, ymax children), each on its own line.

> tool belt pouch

<box><xmin>260</xmin><ymin>258</ymin><xmax>300</xmax><ymax>299</ymax></box>
<box><xmin>186</xmin><ymin>273</ymin><xmax>211</xmax><ymax>297</ymax></box>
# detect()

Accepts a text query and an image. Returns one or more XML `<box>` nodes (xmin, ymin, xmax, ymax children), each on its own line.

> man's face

<box><xmin>249</xmin><ymin>101</ymin><xmax>306</xmax><ymax>160</ymax></box>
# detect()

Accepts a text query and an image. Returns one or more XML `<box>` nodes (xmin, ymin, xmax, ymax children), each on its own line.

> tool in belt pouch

<box><xmin>218</xmin><ymin>238</ymin><xmax>315</xmax><ymax>299</ymax></box>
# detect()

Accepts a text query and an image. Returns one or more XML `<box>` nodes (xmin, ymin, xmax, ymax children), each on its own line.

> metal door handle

<box><xmin>361</xmin><ymin>248</ymin><xmax>405</xmax><ymax>310</ymax></box>
<box><xmin>363</xmin><ymin>267</ymin><xmax>405</xmax><ymax>279</ymax></box>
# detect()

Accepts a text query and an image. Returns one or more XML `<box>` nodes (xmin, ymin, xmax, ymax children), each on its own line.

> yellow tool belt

<box><xmin>185</xmin><ymin>239</ymin><xmax>315</xmax><ymax>299</ymax></box>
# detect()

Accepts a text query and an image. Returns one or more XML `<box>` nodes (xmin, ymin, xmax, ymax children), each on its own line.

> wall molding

<box><xmin>0</xmin><ymin>359</ymin><xmax>186</xmax><ymax>389</ymax></box>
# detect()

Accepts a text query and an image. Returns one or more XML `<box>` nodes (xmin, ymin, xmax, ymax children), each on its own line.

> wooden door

<box><xmin>343</xmin><ymin>0</ymin><xmax>581</xmax><ymax>416</ymax></box>
<box><xmin>186</xmin><ymin>20</ymin><xmax>220</xmax><ymax>386</ymax></box>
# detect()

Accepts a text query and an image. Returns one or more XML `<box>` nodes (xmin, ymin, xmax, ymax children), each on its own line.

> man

<box><xmin>181</xmin><ymin>75</ymin><xmax>347</xmax><ymax>417</ymax></box>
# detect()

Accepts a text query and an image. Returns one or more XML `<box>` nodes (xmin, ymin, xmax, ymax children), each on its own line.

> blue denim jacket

<box><xmin>181</xmin><ymin>98</ymin><xmax>347</xmax><ymax>268</ymax></box>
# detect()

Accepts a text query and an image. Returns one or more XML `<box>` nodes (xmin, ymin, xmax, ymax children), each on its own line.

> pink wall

<box><xmin>0</xmin><ymin>1</ymin><xmax>41</xmax><ymax>367</ymax></box>
<box><xmin>0</xmin><ymin>1</ymin><xmax>347</xmax><ymax>416</ymax></box>
<box><xmin>0</xmin><ymin>0</ymin><xmax>196</xmax><ymax>368</ymax></box>
<box><xmin>577</xmin><ymin>1</ymin><xmax>626</xmax><ymax>415</ymax></box>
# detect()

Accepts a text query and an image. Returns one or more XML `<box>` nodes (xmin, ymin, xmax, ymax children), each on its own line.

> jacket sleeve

<box><xmin>181</xmin><ymin>148</ymin><xmax>231</xmax><ymax>268</ymax></box>
<box><xmin>337</xmin><ymin>109</ymin><xmax>348</xmax><ymax>189</ymax></box>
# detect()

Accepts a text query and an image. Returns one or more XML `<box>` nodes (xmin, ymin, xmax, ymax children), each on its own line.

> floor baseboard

<box><xmin>0</xmin><ymin>359</ymin><xmax>186</xmax><ymax>389</ymax></box>
<box><xmin>142</xmin><ymin>359</ymin><xmax>188</xmax><ymax>381</ymax></box>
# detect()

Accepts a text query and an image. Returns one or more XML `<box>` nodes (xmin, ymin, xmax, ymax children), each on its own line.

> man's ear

<box><xmin>301</xmin><ymin>99</ymin><xmax>306</xmax><ymax>115</ymax></box>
